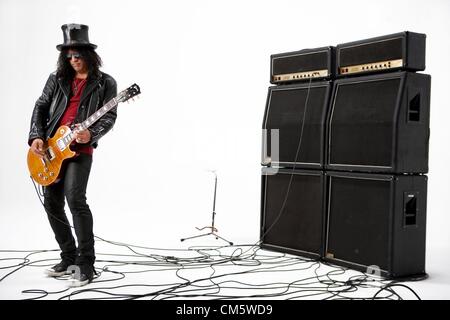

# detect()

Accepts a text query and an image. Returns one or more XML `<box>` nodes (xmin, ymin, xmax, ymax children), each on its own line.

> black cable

<box><xmin>1</xmin><ymin>245</ymin><xmax>423</xmax><ymax>300</ymax></box>
<box><xmin>372</xmin><ymin>283</ymin><xmax>422</xmax><ymax>300</ymax></box>
<box><xmin>23</xmin><ymin>133</ymin><xmax>424</xmax><ymax>301</ymax></box>
<box><xmin>261</xmin><ymin>76</ymin><xmax>314</xmax><ymax>239</ymax></box>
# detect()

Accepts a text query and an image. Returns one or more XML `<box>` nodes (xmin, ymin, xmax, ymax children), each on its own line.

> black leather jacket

<box><xmin>28</xmin><ymin>71</ymin><xmax>117</xmax><ymax>148</ymax></box>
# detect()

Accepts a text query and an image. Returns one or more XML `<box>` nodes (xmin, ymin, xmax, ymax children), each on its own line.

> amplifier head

<box><xmin>271</xmin><ymin>46</ymin><xmax>335</xmax><ymax>84</ymax></box>
<box><xmin>336</xmin><ymin>31</ymin><xmax>426</xmax><ymax>77</ymax></box>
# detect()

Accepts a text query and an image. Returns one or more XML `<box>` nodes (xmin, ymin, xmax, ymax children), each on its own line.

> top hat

<box><xmin>56</xmin><ymin>24</ymin><xmax>97</xmax><ymax>51</ymax></box>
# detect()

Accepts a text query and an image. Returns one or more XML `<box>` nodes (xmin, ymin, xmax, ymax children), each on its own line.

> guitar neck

<box><xmin>58</xmin><ymin>83</ymin><xmax>140</xmax><ymax>149</ymax></box>
<box><xmin>79</xmin><ymin>97</ymin><xmax>119</xmax><ymax>131</ymax></box>
<box><xmin>64</xmin><ymin>97</ymin><xmax>119</xmax><ymax>145</ymax></box>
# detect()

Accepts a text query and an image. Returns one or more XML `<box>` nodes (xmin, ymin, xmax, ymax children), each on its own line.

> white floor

<box><xmin>1</xmin><ymin>236</ymin><xmax>449</xmax><ymax>300</ymax></box>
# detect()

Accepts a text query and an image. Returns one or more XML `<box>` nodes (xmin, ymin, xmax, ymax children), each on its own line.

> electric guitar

<box><xmin>27</xmin><ymin>83</ymin><xmax>141</xmax><ymax>186</ymax></box>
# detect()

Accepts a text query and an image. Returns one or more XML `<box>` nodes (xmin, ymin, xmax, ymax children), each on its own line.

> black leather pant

<box><xmin>43</xmin><ymin>153</ymin><xmax>95</xmax><ymax>266</ymax></box>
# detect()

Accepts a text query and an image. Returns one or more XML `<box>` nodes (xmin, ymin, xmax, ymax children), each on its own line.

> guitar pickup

<box><xmin>56</xmin><ymin>139</ymin><xmax>66</xmax><ymax>151</ymax></box>
<box><xmin>45</xmin><ymin>147</ymin><xmax>56</xmax><ymax>160</ymax></box>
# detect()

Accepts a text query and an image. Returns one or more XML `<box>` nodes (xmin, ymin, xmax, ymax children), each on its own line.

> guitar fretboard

<box><xmin>60</xmin><ymin>97</ymin><xmax>118</xmax><ymax>149</ymax></box>
<box><xmin>79</xmin><ymin>97</ymin><xmax>118</xmax><ymax>131</ymax></box>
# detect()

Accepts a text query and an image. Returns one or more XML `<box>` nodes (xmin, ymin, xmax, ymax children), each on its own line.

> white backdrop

<box><xmin>1</xmin><ymin>0</ymin><xmax>449</xmax><ymax>257</ymax></box>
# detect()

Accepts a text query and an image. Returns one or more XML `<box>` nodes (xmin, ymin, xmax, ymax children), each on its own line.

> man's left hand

<box><xmin>73</xmin><ymin>124</ymin><xmax>91</xmax><ymax>144</ymax></box>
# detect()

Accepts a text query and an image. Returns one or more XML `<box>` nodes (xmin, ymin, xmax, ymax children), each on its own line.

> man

<box><xmin>28</xmin><ymin>24</ymin><xmax>117</xmax><ymax>287</ymax></box>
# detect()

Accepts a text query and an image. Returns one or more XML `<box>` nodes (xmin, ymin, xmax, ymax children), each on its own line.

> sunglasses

<box><xmin>66</xmin><ymin>53</ymin><xmax>83</xmax><ymax>60</ymax></box>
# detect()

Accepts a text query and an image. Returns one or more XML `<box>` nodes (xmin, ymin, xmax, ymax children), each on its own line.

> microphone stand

<box><xmin>180</xmin><ymin>171</ymin><xmax>233</xmax><ymax>245</ymax></box>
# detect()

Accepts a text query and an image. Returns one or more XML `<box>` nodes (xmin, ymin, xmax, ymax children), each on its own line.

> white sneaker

<box><xmin>67</xmin><ymin>264</ymin><xmax>95</xmax><ymax>287</ymax></box>
<box><xmin>67</xmin><ymin>276</ymin><xmax>91</xmax><ymax>287</ymax></box>
<box><xmin>45</xmin><ymin>260</ymin><xmax>73</xmax><ymax>277</ymax></box>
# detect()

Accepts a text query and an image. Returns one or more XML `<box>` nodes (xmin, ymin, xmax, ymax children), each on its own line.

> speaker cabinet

<box><xmin>271</xmin><ymin>47</ymin><xmax>335</xmax><ymax>84</ymax></box>
<box><xmin>325</xmin><ymin>171</ymin><xmax>427</xmax><ymax>278</ymax></box>
<box><xmin>327</xmin><ymin>71</ymin><xmax>430</xmax><ymax>173</ymax></box>
<box><xmin>336</xmin><ymin>31</ymin><xmax>426</xmax><ymax>76</ymax></box>
<box><xmin>262</xmin><ymin>81</ymin><xmax>331</xmax><ymax>169</ymax></box>
<box><xmin>260</xmin><ymin>168</ymin><xmax>326</xmax><ymax>258</ymax></box>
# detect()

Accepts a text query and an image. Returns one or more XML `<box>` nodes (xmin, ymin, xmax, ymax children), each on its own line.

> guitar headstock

<box><xmin>118</xmin><ymin>83</ymin><xmax>141</xmax><ymax>103</ymax></box>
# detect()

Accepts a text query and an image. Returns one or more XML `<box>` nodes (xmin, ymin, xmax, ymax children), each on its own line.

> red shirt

<box><xmin>59</xmin><ymin>78</ymin><xmax>93</xmax><ymax>155</ymax></box>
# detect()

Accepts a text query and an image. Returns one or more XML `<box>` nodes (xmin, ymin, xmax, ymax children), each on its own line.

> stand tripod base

<box><xmin>180</xmin><ymin>231</ymin><xmax>233</xmax><ymax>246</ymax></box>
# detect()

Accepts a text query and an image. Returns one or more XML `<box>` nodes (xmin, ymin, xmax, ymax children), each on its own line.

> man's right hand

<box><xmin>31</xmin><ymin>138</ymin><xmax>45</xmax><ymax>158</ymax></box>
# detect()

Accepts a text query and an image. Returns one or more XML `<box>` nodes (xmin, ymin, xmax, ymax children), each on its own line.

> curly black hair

<box><xmin>56</xmin><ymin>47</ymin><xmax>102</xmax><ymax>81</ymax></box>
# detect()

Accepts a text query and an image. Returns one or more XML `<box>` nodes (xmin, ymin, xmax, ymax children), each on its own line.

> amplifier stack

<box><xmin>260</xmin><ymin>31</ymin><xmax>430</xmax><ymax>278</ymax></box>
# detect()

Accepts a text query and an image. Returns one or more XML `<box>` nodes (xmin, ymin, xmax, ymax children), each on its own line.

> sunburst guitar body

<box><xmin>27</xmin><ymin>125</ymin><xmax>76</xmax><ymax>186</ymax></box>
